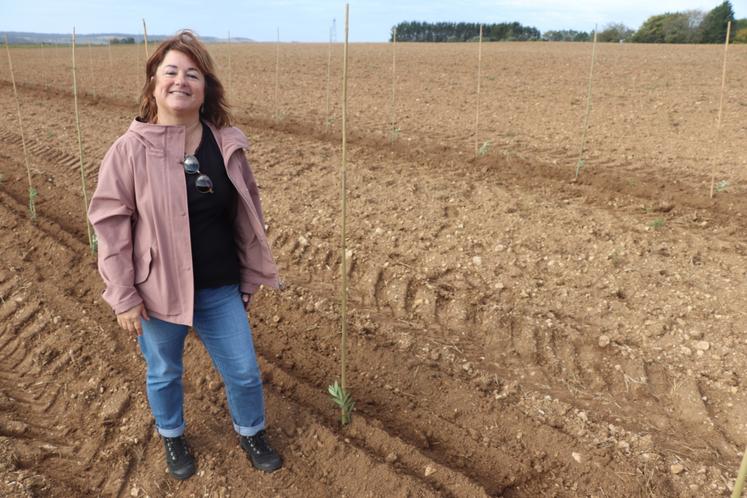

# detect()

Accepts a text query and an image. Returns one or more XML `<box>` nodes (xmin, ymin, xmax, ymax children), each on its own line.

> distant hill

<box><xmin>1</xmin><ymin>31</ymin><xmax>254</xmax><ymax>45</ymax></box>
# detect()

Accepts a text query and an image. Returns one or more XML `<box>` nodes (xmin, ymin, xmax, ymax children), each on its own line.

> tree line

<box><xmin>597</xmin><ymin>1</ymin><xmax>744</xmax><ymax>43</ymax></box>
<box><xmin>390</xmin><ymin>21</ymin><xmax>540</xmax><ymax>42</ymax></box>
<box><xmin>110</xmin><ymin>37</ymin><xmax>136</xmax><ymax>44</ymax></box>
<box><xmin>392</xmin><ymin>1</ymin><xmax>746</xmax><ymax>43</ymax></box>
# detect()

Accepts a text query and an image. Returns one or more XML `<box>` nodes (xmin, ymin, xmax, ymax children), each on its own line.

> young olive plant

<box><xmin>72</xmin><ymin>28</ymin><xmax>96</xmax><ymax>253</ymax></box>
<box><xmin>5</xmin><ymin>34</ymin><xmax>37</xmax><ymax>220</ymax></box>
<box><xmin>478</xmin><ymin>140</ymin><xmax>492</xmax><ymax>157</ymax></box>
<box><xmin>649</xmin><ymin>218</ymin><xmax>665</xmax><ymax>230</ymax></box>
<box><xmin>389</xmin><ymin>125</ymin><xmax>400</xmax><ymax>144</ymax></box>
<box><xmin>328</xmin><ymin>380</ymin><xmax>354</xmax><ymax>425</ymax></box>
<box><xmin>28</xmin><ymin>187</ymin><xmax>38</xmax><ymax>219</ymax></box>
<box><xmin>575</xmin><ymin>28</ymin><xmax>597</xmax><ymax>179</ymax></box>
<box><xmin>330</xmin><ymin>4</ymin><xmax>355</xmax><ymax>428</ymax></box>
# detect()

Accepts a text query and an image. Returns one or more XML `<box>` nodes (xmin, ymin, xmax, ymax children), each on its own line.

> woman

<box><xmin>88</xmin><ymin>31</ymin><xmax>282</xmax><ymax>480</ymax></box>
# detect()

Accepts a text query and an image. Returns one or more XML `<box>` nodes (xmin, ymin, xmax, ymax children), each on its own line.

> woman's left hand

<box><xmin>241</xmin><ymin>292</ymin><xmax>252</xmax><ymax>311</ymax></box>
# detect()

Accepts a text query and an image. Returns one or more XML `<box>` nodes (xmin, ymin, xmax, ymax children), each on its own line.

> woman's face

<box><xmin>152</xmin><ymin>50</ymin><xmax>205</xmax><ymax>122</ymax></box>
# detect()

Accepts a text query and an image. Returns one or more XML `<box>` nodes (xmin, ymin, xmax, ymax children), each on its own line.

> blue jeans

<box><xmin>138</xmin><ymin>284</ymin><xmax>265</xmax><ymax>438</ymax></box>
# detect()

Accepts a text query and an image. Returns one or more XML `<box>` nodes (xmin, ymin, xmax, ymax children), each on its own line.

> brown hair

<box><xmin>138</xmin><ymin>30</ymin><xmax>232</xmax><ymax>128</ymax></box>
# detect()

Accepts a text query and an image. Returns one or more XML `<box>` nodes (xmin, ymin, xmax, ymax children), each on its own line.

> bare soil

<box><xmin>1</xmin><ymin>41</ymin><xmax>747</xmax><ymax>497</ymax></box>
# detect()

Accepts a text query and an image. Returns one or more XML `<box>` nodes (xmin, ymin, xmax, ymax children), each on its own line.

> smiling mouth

<box><xmin>170</xmin><ymin>90</ymin><xmax>191</xmax><ymax>96</ymax></box>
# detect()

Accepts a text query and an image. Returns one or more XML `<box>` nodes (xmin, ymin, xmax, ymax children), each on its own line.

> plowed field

<box><xmin>1</xmin><ymin>41</ymin><xmax>746</xmax><ymax>497</ymax></box>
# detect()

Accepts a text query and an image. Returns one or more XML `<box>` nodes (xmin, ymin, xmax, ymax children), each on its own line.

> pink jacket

<box><xmin>88</xmin><ymin>119</ymin><xmax>279</xmax><ymax>326</ymax></box>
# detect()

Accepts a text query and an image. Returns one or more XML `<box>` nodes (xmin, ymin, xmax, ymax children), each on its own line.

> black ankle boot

<box><xmin>239</xmin><ymin>430</ymin><xmax>283</xmax><ymax>473</ymax></box>
<box><xmin>163</xmin><ymin>435</ymin><xmax>196</xmax><ymax>480</ymax></box>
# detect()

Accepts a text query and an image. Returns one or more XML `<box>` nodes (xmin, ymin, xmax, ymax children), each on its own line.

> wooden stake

<box><xmin>72</xmin><ymin>28</ymin><xmax>95</xmax><ymax>253</ymax></box>
<box><xmin>274</xmin><ymin>27</ymin><xmax>280</xmax><ymax>122</ymax></box>
<box><xmin>325</xmin><ymin>19</ymin><xmax>334</xmax><ymax>131</ymax></box>
<box><xmin>142</xmin><ymin>18</ymin><xmax>149</xmax><ymax>60</ymax></box>
<box><xmin>474</xmin><ymin>24</ymin><xmax>483</xmax><ymax>156</ymax></box>
<box><xmin>40</xmin><ymin>42</ymin><xmax>48</xmax><ymax>91</ymax></box>
<box><xmin>107</xmin><ymin>39</ymin><xmax>114</xmax><ymax>94</ymax></box>
<box><xmin>710</xmin><ymin>20</ymin><xmax>731</xmax><ymax>199</ymax></box>
<box><xmin>227</xmin><ymin>30</ymin><xmax>232</xmax><ymax>100</ymax></box>
<box><xmin>4</xmin><ymin>34</ymin><xmax>37</xmax><ymax>220</ymax></box>
<box><xmin>389</xmin><ymin>26</ymin><xmax>397</xmax><ymax>143</ymax></box>
<box><xmin>732</xmin><ymin>445</ymin><xmax>747</xmax><ymax>498</ymax></box>
<box><xmin>87</xmin><ymin>42</ymin><xmax>96</xmax><ymax>99</ymax></box>
<box><xmin>135</xmin><ymin>36</ymin><xmax>141</xmax><ymax>102</ymax></box>
<box><xmin>339</xmin><ymin>2</ymin><xmax>351</xmax><ymax>425</ymax></box>
<box><xmin>574</xmin><ymin>26</ymin><xmax>598</xmax><ymax>179</ymax></box>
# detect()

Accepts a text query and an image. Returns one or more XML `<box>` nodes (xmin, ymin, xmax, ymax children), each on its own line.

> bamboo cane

<box><xmin>87</xmin><ymin>42</ymin><xmax>96</xmax><ymax>99</ymax></box>
<box><xmin>709</xmin><ymin>20</ymin><xmax>731</xmax><ymax>199</ymax></box>
<box><xmin>142</xmin><ymin>18</ymin><xmax>149</xmax><ymax>60</ymax></box>
<box><xmin>389</xmin><ymin>26</ymin><xmax>397</xmax><ymax>143</ymax></box>
<box><xmin>72</xmin><ymin>28</ymin><xmax>95</xmax><ymax>254</ymax></box>
<box><xmin>339</xmin><ymin>2</ymin><xmax>351</xmax><ymax>426</ymax></box>
<box><xmin>325</xmin><ymin>20</ymin><xmax>334</xmax><ymax>131</ymax></box>
<box><xmin>4</xmin><ymin>34</ymin><xmax>37</xmax><ymax>220</ymax></box>
<box><xmin>274</xmin><ymin>27</ymin><xmax>280</xmax><ymax>122</ymax></box>
<box><xmin>108</xmin><ymin>39</ymin><xmax>114</xmax><ymax>94</ymax></box>
<box><xmin>40</xmin><ymin>42</ymin><xmax>48</xmax><ymax>91</ymax></box>
<box><xmin>474</xmin><ymin>24</ymin><xmax>483</xmax><ymax>156</ymax></box>
<box><xmin>574</xmin><ymin>26</ymin><xmax>598</xmax><ymax>179</ymax></box>
<box><xmin>732</xmin><ymin>445</ymin><xmax>747</xmax><ymax>498</ymax></box>
<box><xmin>135</xmin><ymin>36</ymin><xmax>141</xmax><ymax>102</ymax></box>
<box><xmin>227</xmin><ymin>30</ymin><xmax>232</xmax><ymax>100</ymax></box>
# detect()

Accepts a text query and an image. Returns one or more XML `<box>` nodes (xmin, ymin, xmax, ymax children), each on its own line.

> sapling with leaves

<box><xmin>389</xmin><ymin>26</ymin><xmax>398</xmax><ymax>143</ymax></box>
<box><xmin>72</xmin><ymin>28</ymin><xmax>96</xmax><ymax>254</ymax></box>
<box><xmin>4</xmin><ymin>34</ymin><xmax>37</xmax><ymax>220</ymax></box>
<box><xmin>473</xmin><ymin>24</ymin><xmax>482</xmax><ymax>156</ymax></box>
<box><xmin>709</xmin><ymin>21</ymin><xmax>731</xmax><ymax>199</ymax></box>
<box><xmin>325</xmin><ymin>19</ymin><xmax>335</xmax><ymax>132</ymax></box>
<box><xmin>328</xmin><ymin>3</ymin><xmax>355</xmax><ymax>427</ymax></box>
<box><xmin>575</xmin><ymin>27</ymin><xmax>597</xmax><ymax>179</ymax></box>
<box><xmin>478</xmin><ymin>140</ymin><xmax>492</xmax><ymax>157</ymax></box>
<box><xmin>328</xmin><ymin>380</ymin><xmax>354</xmax><ymax>425</ymax></box>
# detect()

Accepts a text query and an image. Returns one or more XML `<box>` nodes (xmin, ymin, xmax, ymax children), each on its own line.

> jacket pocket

<box><xmin>134</xmin><ymin>248</ymin><xmax>153</xmax><ymax>284</ymax></box>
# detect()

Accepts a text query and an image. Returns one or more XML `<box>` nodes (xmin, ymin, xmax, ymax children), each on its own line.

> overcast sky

<box><xmin>2</xmin><ymin>0</ymin><xmax>744</xmax><ymax>42</ymax></box>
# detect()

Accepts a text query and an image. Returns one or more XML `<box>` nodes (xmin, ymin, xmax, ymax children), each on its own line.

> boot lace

<box><xmin>244</xmin><ymin>431</ymin><xmax>272</xmax><ymax>455</ymax></box>
<box><xmin>165</xmin><ymin>436</ymin><xmax>189</xmax><ymax>461</ymax></box>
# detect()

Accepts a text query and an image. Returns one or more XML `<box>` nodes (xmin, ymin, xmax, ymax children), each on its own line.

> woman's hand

<box><xmin>116</xmin><ymin>303</ymin><xmax>150</xmax><ymax>336</ymax></box>
<box><xmin>241</xmin><ymin>292</ymin><xmax>252</xmax><ymax>311</ymax></box>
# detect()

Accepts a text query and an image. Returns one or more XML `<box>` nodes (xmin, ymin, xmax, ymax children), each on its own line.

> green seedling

<box><xmin>478</xmin><ymin>140</ymin><xmax>492</xmax><ymax>157</ymax></box>
<box><xmin>328</xmin><ymin>380</ymin><xmax>354</xmax><ymax>426</ymax></box>
<box><xmin>715</xmin><ymin>180</ymin><xmax>729</xmax><ymax>193</ymax></box>
<box><xmin>608</xmin><ymin>249</ymin><xmax>624</xmax><ymax>268</ymax></box>
<box><xmin>28</xmin><ymin>186</ymin><xmax>37</xmax><ymax>220</ymax></box>
<box><xmin>389</xmin><ymin>126</ymin><xmax>400</xmax><ymax>143</ymax></box>
<box><xmin>649</xmin><ymin>218</ymin><xmax>665</xmax><ymax>230</ymax></box>
<box><xmin>575</xmin><ymin>158</ymin><xmax>585</xmax><ymax>178</ymax></box>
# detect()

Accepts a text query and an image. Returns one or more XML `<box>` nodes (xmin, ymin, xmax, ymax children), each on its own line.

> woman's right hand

<box><xmin>116</xmin><ymin>303</ymin><xmax>150</xmax><ymax>336</ymax></box>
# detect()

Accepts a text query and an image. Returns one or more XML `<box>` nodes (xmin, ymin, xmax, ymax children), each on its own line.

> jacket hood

<box><xmin>126</xmin><ymin>118</ymin><xmax>250</xmax><ymax>157</ymax></box>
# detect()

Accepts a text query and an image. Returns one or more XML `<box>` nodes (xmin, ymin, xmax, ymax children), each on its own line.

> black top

<box><xmin>187</xmin><ymin>124</ymin><xmax>241</xmax><ymax>289</ymax></box>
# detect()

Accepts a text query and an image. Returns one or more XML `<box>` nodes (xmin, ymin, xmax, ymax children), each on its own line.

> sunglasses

<box><xmin>182</xmin><ymin>155</ymin><xmax>214</xmax><ymax>194</ymax></box>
